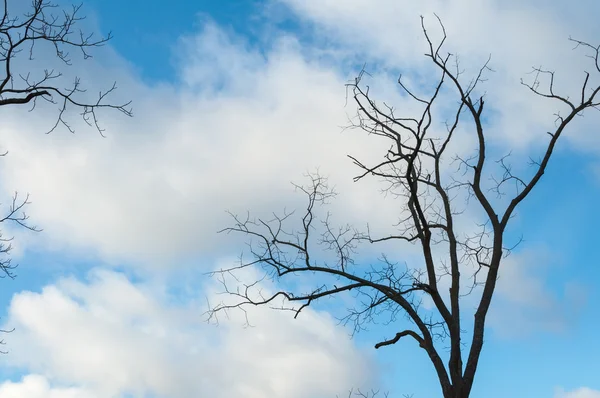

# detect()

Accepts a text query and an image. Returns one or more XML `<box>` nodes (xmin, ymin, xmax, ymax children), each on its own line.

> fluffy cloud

<box><xmin>0</xmin><ymin>19</ymin><xmax>398</xmax><ymax>269</ymax></box>
<box><xmin>1</xmin><ymin>267</ymin><xmax>373</xmax><ymax>398</ymax></box>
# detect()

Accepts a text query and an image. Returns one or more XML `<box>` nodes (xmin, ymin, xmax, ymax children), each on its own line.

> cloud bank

<box><xmin>1</xmin><ymin>268</ymin><xmax>373</xmax><ymax>397</ymax></box>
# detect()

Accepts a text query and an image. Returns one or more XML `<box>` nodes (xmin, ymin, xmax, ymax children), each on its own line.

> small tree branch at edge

<box><xmin>0</xmin><ymin>0</ymin><xmax>133</xmax><ymax>135</ymax></box>
<box><xmin>209</xmin><ymin>16</ymin><xmax>599</xmax><ymax>398</ymax></box>
<box><xmin>0</xmin><ymin>0</ymin><xmax>133</xmax><ymax>352</ymax></box>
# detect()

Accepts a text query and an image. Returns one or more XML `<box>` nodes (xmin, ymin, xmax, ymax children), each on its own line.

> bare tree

<box><xmin>0</xmin><ymin>0</ymin><xmax>131</xmax><ymax>278</ymax></box>
<box><xmin>209</xmin><ymin>16</ymin><xmax>599</xmax><ymax>398</ymax></box>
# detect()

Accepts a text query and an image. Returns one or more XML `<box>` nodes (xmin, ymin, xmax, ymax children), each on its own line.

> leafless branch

<box><xmin>0</xmin><ymin>0</ymin><xmax>132</xmax><ymax>135</ymax></box>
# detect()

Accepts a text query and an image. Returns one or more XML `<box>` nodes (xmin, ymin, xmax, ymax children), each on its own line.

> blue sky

<box><xmin>84</xmin><ymin>0</ymin><xmax>261</xmax><ymax>82</ymax></box>
<box><xmin>0</xmin><ymin>0</ymin><xmax>599</xmax><ymax>397</ymax></box>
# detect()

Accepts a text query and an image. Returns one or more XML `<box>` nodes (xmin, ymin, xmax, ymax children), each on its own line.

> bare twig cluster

<box><xmin>0</xmin><ymin>192</ymin><xmax>40</xmax><ymax>278</ymax></box>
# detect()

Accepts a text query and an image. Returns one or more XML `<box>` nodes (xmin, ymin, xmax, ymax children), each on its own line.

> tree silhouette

<box><xmin>210</xmin><ymin>16</ymin><xmax>599</xmax><ymax>398</ymax></box>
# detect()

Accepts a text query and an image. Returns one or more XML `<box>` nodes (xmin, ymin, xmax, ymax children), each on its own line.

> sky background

<box><xmin>0</xmin><ymin>0</ymin><xmax>599</xmax><ymax>397</ymax></box>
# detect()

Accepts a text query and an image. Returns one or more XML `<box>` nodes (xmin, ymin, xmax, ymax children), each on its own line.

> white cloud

<box><xmin>0</xmin><ymin>375</ymin><xmax>96</xmax><ymax>398</ymax></box>
<box><xmin>279</xmin><ymin>0</ymin><xmax>600</xmax><ymax>149</ymax></box>
<box><xmin>0</xmin><ymin>19</ymin><xmax>401</xmax><ymax>269</ymax></box>
<box><xmin>556</xmin><ymin>387</ymin><xmax>600</xmax><ymax>398</ymax></box>
<box><xmin>2</xmin><ymin>267</ymin><xmax>374</xmax><ymax>398</ymax></box>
